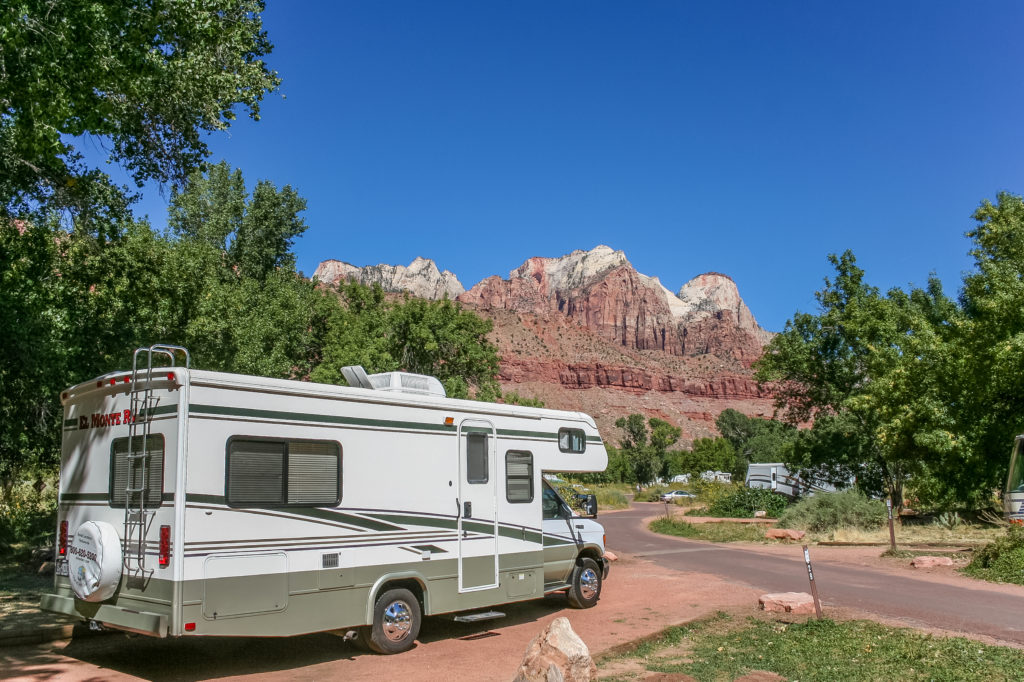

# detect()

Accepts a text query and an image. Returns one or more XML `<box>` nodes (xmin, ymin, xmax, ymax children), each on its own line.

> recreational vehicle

<box><xmin>745</xmin><ymin>463</ymin><xmax>836</xmax><ymax>499</ymax></box>
<box><xmin>1004</xmin><ymin>434</ymin><xmax>1024</xmax><ymax>524</ymax></box>
<box><xmin>43</xmin><ymin>345</ymin><xmax>611</xmax><ymax>654</ymax></box>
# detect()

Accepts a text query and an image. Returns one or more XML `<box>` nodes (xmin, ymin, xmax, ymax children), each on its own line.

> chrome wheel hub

<box><xmin>382</xmin><ymin>600</ymin><xmax>412</xmax><ymax>642</ymax></box>
<box><xmin>579</xmin><ymin>567</ymin><xmax>599</xmax><ymax>600</ymax></box>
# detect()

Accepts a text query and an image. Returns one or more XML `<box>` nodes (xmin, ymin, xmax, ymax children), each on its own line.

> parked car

<box><xmin>660</xmin><ymin>490</ymin><xmax>696</xmax><ymax>502</ymax></box>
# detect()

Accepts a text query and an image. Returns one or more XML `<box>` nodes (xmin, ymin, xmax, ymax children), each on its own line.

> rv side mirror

<box><xmin>582</xmin><ymin>493</ymin><xmax>597</xmax><ymax>518</ymax></box>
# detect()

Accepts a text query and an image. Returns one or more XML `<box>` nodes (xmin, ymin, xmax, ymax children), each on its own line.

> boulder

<box><xmin>513</xmin><ymin>617</ymin><xmax>596</xmax><ymax>682</ymax></box>
<box><xmin>912</xmin><ymin>555</ymin><xmax>954</xmax><ymax>568</ymax></box>
<box><xmin>764</xmin><ymin>528</ymin><xmax>805</xmax><ymax>541</ymax></box>
<box><xmin>753</xmin><ymin>511</ymin><xmax>767</xmax><ymax>518</ymax></box>
<box><xmin>603</xmin><ymin>551</ymin><xmax>618</xmax><ymax>562</ymax></box>
<box><xmin>759</xmin><ymin>592</ymin><xmax>815</xmax><ymax>615</ymax></box>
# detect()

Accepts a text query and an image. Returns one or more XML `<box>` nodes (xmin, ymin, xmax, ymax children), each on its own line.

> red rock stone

<box><xmin>764</xmin><ymin>529</ymin><xmax>805</xmax><ymax>541</ymax></box>
<box><xmin>912</xmin><ymin>555</ymin><xmax>954</xmax><ymax>568</ymax></box>
<box><xmin>759</xmin><ymin>592</ymin><xmax>815</xmax><ymax>615</ymax></box>
<box><xmin>513</xmin><ymin>617</ymin><xmax>596</xmax><ymax>682</ymax></box>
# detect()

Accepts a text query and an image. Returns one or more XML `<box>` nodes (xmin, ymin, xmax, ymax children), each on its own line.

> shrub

<box><xmin>707</xmin><ymin>486</ymin><xmax>788</xmax><ymax>519</ymax></box>
<box><xmin>777</xmin><ymin>490</ymin><xmax>885</xmax><ymax>532</ymax></box>
<box><xmin>0</xmin><ymin>476</ymin><xmax>58</xmax><ymax>552</ymax></box>
<box><xmin>595</xmin><ymin>488</ymin><xmax>629</xmax><ymax>510</ymax></box>
<box><xmin>963</xmin><ymin>525</ymin><xmax>1024</xmax><ymax>585</ymax></box>
<box><xmin>689</xmin><ymin>479</ymin><xmax>736</xmax><ymax>508</ymax></box>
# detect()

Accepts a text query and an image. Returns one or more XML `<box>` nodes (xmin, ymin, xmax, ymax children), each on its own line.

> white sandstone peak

<box><xmin>312</xmin><ymin>257</ymin><xmax>464</xmax><ymax>300</ymax></box>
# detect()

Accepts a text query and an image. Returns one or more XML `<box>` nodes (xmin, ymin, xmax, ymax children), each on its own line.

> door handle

<box><xmin>463</xmin><ymin>501</ymin><xmax>472</xmax><ymax>518</ymax></box>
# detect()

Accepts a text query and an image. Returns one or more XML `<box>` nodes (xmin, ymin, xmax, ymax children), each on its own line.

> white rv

<box><xmin>745</xmin><ymin>463</ymin><xmax>836</xmax><ymax>499</ymax></box>
<box><xmin>43</xmin><ymin>345</ymin><xmax>610</xmax><ymax>654</ymax></box>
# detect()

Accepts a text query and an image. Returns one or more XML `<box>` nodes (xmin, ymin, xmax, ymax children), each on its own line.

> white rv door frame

<box><xmin>457</xmin><ymin>419</ymin><xmax>499</xmax><ymax>592</ymax></box>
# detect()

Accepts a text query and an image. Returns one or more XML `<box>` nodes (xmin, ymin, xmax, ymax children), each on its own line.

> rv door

<box><xmin>458</xmin><ymin>420</ymin><xmax>498</xmax><ymax>592</ymax></box>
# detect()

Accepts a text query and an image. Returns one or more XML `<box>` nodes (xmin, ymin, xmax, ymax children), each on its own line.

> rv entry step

<box><xmin>453</xmin><ymin>610</ymin><xmax>505</xmax><ymax>623</ymax></box>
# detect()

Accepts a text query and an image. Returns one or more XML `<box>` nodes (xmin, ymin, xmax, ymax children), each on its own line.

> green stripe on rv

<box><xmin>188</xmin><ymin>404</ymin><xmax>601</xmax><ymax>444</ymax></box>
<box><xmin>190</xmin><ymin>404</ymin><xmax>458</xmax><ymax>433</ymax></box>
<box><xmin>184</xmin><ymin>494</ymin><xmax>405</xmax><ymax>532</ymax></box>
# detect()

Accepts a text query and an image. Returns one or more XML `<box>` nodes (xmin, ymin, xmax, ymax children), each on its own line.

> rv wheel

<box><xmin>567</xmin><ymin>557</ymin><xmax>602</xmax><ymax>609</ymax></box>
<box><xmin>367</xmin><ymin>588</ymin><xmax>421</xmax><ymax>654</ymax></box>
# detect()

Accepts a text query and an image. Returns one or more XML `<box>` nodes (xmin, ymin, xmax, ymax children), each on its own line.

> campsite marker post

<box><xmin>886</xmin><ymin>498</ymin><xmax>897</xmax><ymax>552</ymax></box>
<box><xmin>802</xmin><ymin>545</ymin><xmax>823</xmax><ymax>619</ymax></box>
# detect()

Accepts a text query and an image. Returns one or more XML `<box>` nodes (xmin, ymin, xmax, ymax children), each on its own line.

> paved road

<box><xmin>603</xmin><ymin>503</ymin><xmax>1024</xmax><ymax>646</ymax></box>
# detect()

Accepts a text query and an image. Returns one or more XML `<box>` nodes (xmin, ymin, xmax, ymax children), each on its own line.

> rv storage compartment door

<box><xmin>203</xmin><ymin>553</ymin><xmax>288</xmax><ymax>619</ymax></box>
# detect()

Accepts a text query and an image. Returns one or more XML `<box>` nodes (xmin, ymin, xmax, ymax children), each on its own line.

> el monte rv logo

<box><xmin>78</xmin><ymin>410</ymin><xmax>135</xmax><ymax>430</ymax></box>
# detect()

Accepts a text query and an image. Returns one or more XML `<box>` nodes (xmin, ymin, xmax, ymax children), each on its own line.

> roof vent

<box><xmin>368</xmin><ymin>372</ymin><xmax>446</xmax><ymax>398</ymax></box>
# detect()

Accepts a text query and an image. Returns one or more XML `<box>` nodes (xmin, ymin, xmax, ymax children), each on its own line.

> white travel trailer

<box><xmin>43</xmin><ymin>345</ymin><xmax>610</xmax><ymax>654</ymax></box>
<box><xmin>745</xmin><ymin>463</ymin><xmax>835</xmax><ymax>499</ymax></box>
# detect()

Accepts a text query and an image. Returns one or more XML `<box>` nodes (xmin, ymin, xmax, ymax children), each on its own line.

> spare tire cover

<box><xmin>68</xmin><ymin>521</ymin><xmax>123</xmax><ymax>602</ymax></box>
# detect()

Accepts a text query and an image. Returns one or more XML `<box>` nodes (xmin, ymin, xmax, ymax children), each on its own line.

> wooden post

<box><xmin>802</xmin><ymin>545</ymin><xmax>823</xmax><ymax>619</ymax></box>
<box><xmin>886</xmin><ymin>498</ymin><xmax>897</xmax><ymax>552</ymax></box>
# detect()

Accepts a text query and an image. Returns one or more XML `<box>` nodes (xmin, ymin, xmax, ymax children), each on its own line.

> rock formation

<box><xmin>313</xmin><ymin>256</ymin><xmax>464</xmax><ymax>300</ymax></box>
<box><xmin>311</xmin><ymin>245</ymin><xmax>778</xmax><ymax>441</ymax></box>
<box><xmin>458</xmin><ymin>245</ymin><xmax>772</xmax><ymax>366</ymax></box>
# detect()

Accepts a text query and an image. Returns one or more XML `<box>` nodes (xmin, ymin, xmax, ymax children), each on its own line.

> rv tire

<box><xmin>367</xmin><ymin>588</ymin><xmax>421</xmax><ymax>654</ymax></box>
<box><xmin>567</xmin><ymin>557</ymin><xmax>602</xmax><ymax>608</ymax></box>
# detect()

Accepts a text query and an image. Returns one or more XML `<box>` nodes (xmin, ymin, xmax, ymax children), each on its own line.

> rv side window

<box><xmin>226</xmin><ymin>438</ymin><xmax>341</xmax><ymax>507</ymax></box>
<box><xmin>466</xmin><ymin>433</ymin><xmax>488</xmax><ymax>484</ymax></box>
<box><xmin>505</xmin><ymin>451</ymin><xmax>533</xmax><ymax>503</ymax></box>
<box><xmin>558</xmin><ymin>428</ymin><xmax>586</xmax><ymax>453</ymax></box>
<box><xmin>109</xmin><ymin>434</ymin><xmax>165</xmax><ymax>508</ymax></box>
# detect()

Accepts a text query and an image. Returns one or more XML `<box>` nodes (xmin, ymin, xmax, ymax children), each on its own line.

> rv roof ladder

<box><xmin>123</xmin><ymin>344</ymin><xmax>190</xmax><ymax>575</ymax></box>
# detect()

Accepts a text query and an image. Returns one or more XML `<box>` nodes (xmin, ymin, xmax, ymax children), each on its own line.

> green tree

<box><xmin>613</xmin><ymin>414</ymin><xmax>680</xmax><ymax>485</ymax></box>
<box><xmin>1</xmin><ymin>0</ymin><xmax>280</xmax><ymax>221</ymax></box>
<box><xmin>0</xmin><ymin>220</ymin><xmax>65</xmax><ymax>489</ymax></box>
<box><xmin>755</xmin><ymin>251</ymin><xmax>960</xmax><ymax>509</ymax></box>
<box><xmin>956</xmin><ymin>192</ymin><xmax>1024</xmax><ymax>501</ymax></box>
<box><xmin>313</xmin><ymin>283</ymin><xmax>501</xmax><ymax>401</ymax></box>
<box><xmin>168</xmin><ymin>161</ymin><xmax>307</xmax><ymax>281</ymax></box>
<box><xmin>715</xmin><ymin>408</ymin><xmax>798</xmax><ymax>479</ymax></box>
<box><xmin>674</xmin><ymin>438</ymin><xmax>735</xmax><ymax>480</ymax></box>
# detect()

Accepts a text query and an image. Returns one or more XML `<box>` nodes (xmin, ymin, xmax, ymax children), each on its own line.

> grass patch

<box><xmin>813</xmin><ymin>523</ymin><xmax>1002</xmax><ymax>547</ymax></box>
<box><xmin>649</xmin><ymin>518</ymin><xmax>770</xmax><ymax>543</ymax></box>
<box><xmin>880</xmin><ymin>548</ymin><xmax>970</xmax><ymax>561</ymax></box>
<box><xmin>598</xmin><ymin>614</ymin><xmax>1024</xmax><ymax>681</ymax></box>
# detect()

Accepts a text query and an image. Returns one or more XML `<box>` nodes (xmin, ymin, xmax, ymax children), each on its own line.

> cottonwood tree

<box><xmin>1</xmin><ymin>0</ymin><xmax>280</xmax><ymax>224</ymax></box>
<box><xmin>755</xmin><ymin>251</ymin><xmax>960</xmax><ymax>509</ymax></box>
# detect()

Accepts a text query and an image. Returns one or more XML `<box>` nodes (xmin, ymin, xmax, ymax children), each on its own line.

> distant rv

<box><xmin>745</xmin><ymin>463</ymin><xmax>836</xmax><ymax>499</ymax></box>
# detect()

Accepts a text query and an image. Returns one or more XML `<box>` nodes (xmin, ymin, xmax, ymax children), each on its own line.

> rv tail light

<box><xmin>159</xmin><ymin>525</ymin><xmax>171</xmax><ymax>567</ymax></box>
<box><xmin>184</xmin><ymin>622</ymin><xmax>196</xmax><ymax>632</ymax></box>
<box><xmin>58</xmin><ymin>520</ymin><xmax>68</xmax><ymax>557</ymax></box>
<box><xmin>123</xmin><ymin>376</ymin><xmax>130</xmax><ymax>384</ymax></box>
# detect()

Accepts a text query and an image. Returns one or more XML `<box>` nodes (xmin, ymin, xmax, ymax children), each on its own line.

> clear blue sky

<box><xmin>123</xmin><ymin>1</ymin><xmax>1024</xmax><ymax>332</ymax></box>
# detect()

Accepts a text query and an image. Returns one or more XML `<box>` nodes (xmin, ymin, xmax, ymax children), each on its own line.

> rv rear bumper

<box><xmin>40</xmin><ymin>593</ymin><xmax>168</xmax><ymax>638</ymax></box>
